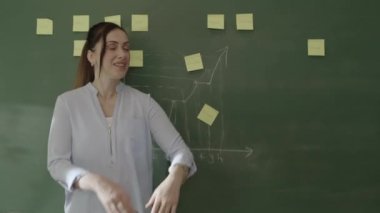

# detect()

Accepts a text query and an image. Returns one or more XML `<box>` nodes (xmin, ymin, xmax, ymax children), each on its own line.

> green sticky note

<box><xmin>197</xmin><ymin>104</ymin><xmax>219</xmax><ymax>126</ymax></box>
<box><xmin>129</xmin><ymin>50</ymin><xmax>144</xmax><ymax>67</ymax></box>
<box><xmin>236</xmin><ymin>13</ymin><xmax>254</xmax><ymax>30</ymax></box>
<box><xmin>73</xmin><ymin>40</ymin><xmax>86</xmax><ymax>57</ymax></box>
<box><xmin>308</xmin><ymin>39</ymin><xmax>325</xmax><ymax>56</ymax></box>
<box><xmin>208</xmin><ymin>14</ymin><xmax>224</xmax><ymax>30</ymax></box>
<box><xmin>105</xmin><ymin>15</ymin><xmax>121</xmax><ymax>26</ymax></box>
<box><xmin>36</xmin><ymin>18</ymin><xmax>53</xmax><ymax>35</ymax></box>
<box><xmin>131</xmin><ymin>14</ymin><xmax>149</xmax><ymax>31</ymax></box>
<box><xmin>184</xmin><ymin>53</ymin><xmax>204</xmax><ymax>72</ymax></box>
<box><xmin>73</xmin><ymin>15</ymin><xmax>89</xmax><ymax>32</ymax></box>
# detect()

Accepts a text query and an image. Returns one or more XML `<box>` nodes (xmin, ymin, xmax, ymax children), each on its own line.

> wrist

<box><xmin>168</xmin><ymin>164</ymin><xmax>189</xmax><ymax>184</ymax></box>
<box><xmin>76</xmin><ymin>173</ymin><xmax>102</xmax><ymax>192</ymax></box>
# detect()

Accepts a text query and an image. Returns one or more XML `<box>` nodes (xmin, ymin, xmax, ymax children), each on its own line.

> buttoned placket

<box><xmin>89</xmin><ymin>83</ymin><xmax>123</xmax><ymax>167</ymax></box>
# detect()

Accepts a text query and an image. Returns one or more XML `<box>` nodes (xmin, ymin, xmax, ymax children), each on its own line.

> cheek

<box><xmin>103</xmin><ymin>55</ymin><xmax>115</xmax><ymax>65</ymax></box>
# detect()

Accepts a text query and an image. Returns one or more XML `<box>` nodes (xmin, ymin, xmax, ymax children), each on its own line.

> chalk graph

<box><xmin>129</xmin><ymin>46</ymin><xmax>253</xmax><ymax>163</ymax></box>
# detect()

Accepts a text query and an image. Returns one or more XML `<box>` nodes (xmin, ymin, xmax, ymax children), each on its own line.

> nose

<box><xmin>117</xmin><ymin>47</ymin><xmax>128</xmax><ymax>58</ymax></box>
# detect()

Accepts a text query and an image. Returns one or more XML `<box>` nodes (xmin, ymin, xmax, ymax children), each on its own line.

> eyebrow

<box><xmin>106</xmin><ymin>41</ymin><xmax>129</xmax><ymax>45</ymax></box>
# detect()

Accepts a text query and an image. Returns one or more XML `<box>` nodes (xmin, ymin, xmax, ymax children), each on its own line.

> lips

<box><xmin>113</xmin><ymin>62</ymin><xmax>128</xmax><ymax>68</ymax></box>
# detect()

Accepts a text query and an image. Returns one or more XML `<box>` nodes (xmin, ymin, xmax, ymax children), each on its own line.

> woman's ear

<box><xmin>87</xmin><ymin>50</ymin><xmax>95</xmax><ymax>67</ymax></box>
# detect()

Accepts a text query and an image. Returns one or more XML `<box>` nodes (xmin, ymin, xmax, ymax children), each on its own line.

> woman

<box><xmin>47</xmin><ymin>22</ymin><xmax>196</xmax><ymax>213</ymax></box>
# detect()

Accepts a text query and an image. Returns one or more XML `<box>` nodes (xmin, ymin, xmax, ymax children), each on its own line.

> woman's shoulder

<box><xmin>123</xmin><ymin>84</ymin><xmax>150</xmax><ymax>98</ymax></box>
<box><xmin>57</xmin><ymin>84</ymin><xmax>90</xmax><ymax>101</ymax></box>
<box><xmin>121</xmin><ymin>84</ymin><xmax>156</xmax><ymax>108</ymax></box>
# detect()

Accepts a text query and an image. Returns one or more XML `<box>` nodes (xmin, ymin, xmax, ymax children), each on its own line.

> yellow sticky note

<box><xmin>236</xmin><ymin>13</ymin><xmax>254</xmax><ymax>30</ymax></box>
<box><xmin>132</xmin><ymin>14</ymin><xmax>149</xmax><ymax>31</ymax></box>
<box><xmin>308</xmin><ymin>39</ymin><xmax>325</xmax><ymax>56</ymax></box>
<box><xmin>184</xmin><ymin>53</ymin><xmax>204</xmax><ymax>72</ymax></box>
<box><xmin>73</xmin><ymin>15</ymin><xmax>90</xmax><ymax>32</ymax></box>
<box><xmin>129</xmin><ymin>50</ymin><xmax>144</xmax><ymax>67</ymax></box>
<box><xmin>105</xmin><ymin>15</ymin><xmax>121</xmax><ymax>26</ymax></box>
<box><xmin>73</xmin><ymin>40</ymin><xmax>86</xmax><ymax>57</ymax></box>
<box><xmin>197</xmin><ymin>104</ymin><xmax>219</xmax><ymax>126</ymax></box>
<box><xmin>36</xmin><ymin>18</ymin><xmax>53</xmax><ymax>35</ymax></box>
<box><xmin>207</xmin><ymin>14</ymin><xmax>224</xmax><ymax>29</ymax></box>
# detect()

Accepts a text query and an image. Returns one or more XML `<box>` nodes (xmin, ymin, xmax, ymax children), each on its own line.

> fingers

<box><xmin>151</xmin><ymin>200</ymin><xmax>160</xmax><ymax>213</ymax></box>
<box><xmin>116</xmin><ymin>201</ymin><xmax>128</xmax><ymax>213</ymax></box>
<box><xmin>158</xmin><ymin>204</ymin><xmax>169</xmax><ymax>213</ymax></box>
<box><xmin>106</xmin><ymin>201</ymin><xmax>129</xmax><ymax>213</ymax></box>
<box><xmin>171</xmin><ymin>204</ymin><xmax>177</xmax><ymax>213</ymax></box>
<box><xmin>149</xmin><ymin>200</ymin><xmax>177</xmax><ymax>213</ymax></box>
<box><xmin>108</xmin><ymin>202</ymin><xmax>118</xmax><ymax>213</ymax></box>
<box><xmin>145</xmin><ymin>194</ymin><xmax>155</xmax><ymax>208</ymax></box>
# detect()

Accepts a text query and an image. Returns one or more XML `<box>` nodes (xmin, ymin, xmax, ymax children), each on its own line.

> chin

<box><xmin>113</xmin><ymin>69</ymin><xmax>128</xmax><ymax>79</ymax></box>
<box><xmin>118</xmin><ymin>73</ymin><xmax>128</xmax><ymax>80</ymax></box>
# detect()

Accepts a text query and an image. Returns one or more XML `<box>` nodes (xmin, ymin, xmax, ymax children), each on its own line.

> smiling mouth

<box><xmin>113</xmin><ymin>63</ymin><xmax>128</xmax><ymax>68</ymax></box>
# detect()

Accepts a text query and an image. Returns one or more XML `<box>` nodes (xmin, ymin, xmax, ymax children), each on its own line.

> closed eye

<box><xmin>106</xmin><ymin>45</ymin><xmax>117</xmax><ymax>50</ymax></box>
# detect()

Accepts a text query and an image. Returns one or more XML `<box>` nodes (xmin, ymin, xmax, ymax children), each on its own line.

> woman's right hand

<box><xmin>76</xmin><ymin>173</ymin><xmax>135</xmax><ymax>213</ymax></box>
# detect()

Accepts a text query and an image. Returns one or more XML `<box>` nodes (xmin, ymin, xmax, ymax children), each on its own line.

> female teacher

<box><xmin>47</xmin><ymin>22</ymin><xmax>196</xmax><ymax>213</ymax></box>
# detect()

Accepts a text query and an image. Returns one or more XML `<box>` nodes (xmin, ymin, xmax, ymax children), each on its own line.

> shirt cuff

<box><xmin>65</xmin><ymin>167</ymin><xmax>88</xmax><ymax>191</ymax></box>
<box><xmin>169</xmin><ymin>154</ymin><xmax>197</xmax><ymax>177</ymax></box>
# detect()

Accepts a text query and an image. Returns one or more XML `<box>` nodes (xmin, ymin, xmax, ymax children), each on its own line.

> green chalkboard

<box><xmin>1</xmin><ymin>0</ymin><xmax>380</xmax><ymax>212</ymax></box>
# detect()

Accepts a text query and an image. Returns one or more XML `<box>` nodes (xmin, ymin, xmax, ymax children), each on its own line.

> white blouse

<box><xmin>47</xmin><ymin>82</ymin><xmax>196</xmax><ymax>213</ymax></box>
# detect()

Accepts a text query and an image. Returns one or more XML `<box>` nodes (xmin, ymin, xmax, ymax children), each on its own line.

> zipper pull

<box><xmin>108</xmin><ymin>127</ymin><xmax>113</xmax><ymax>156</ymax></box>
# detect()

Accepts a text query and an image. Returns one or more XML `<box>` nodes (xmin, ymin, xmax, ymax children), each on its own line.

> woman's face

<box><xmin>89</xmin><ymin>28</ymin><xmax>130</xmax><ymax>81</ymax></box>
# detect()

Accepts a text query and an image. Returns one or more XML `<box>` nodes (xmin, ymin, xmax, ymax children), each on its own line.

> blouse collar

<box><xmin>86</xmin><ymin>81</ymin><xmax>124</xmax><ymax>96</ymax></box>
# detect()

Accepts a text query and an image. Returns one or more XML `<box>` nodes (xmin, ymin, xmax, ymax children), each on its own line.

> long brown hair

<box><xmin>74</xmin><ymin>22</ymin><xmax>127</xmax><ymax>88</ymax></box>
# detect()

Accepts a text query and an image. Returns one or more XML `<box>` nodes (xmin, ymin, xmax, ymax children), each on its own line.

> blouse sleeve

<box><xmin>147</xmin><ymin>95</ymin><xmax>197</xmax><ymax>177</ymax></box>
<box><xmin>47</xmin><ymin>96</ymin><xmax>88</xmax><ymax>191</ymax></box>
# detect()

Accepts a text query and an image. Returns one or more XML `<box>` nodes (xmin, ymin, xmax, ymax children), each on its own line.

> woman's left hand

<box><xmin>145</xmin><ymin>166</ymin><xmax>188</xmax><ymax>213</ymax></box>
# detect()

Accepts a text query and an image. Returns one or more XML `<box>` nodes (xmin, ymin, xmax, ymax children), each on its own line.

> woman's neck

<box><xmin>92</xmin><ymin>78</ymin><xmax>118</xmax><ymax>99</ymax></box>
